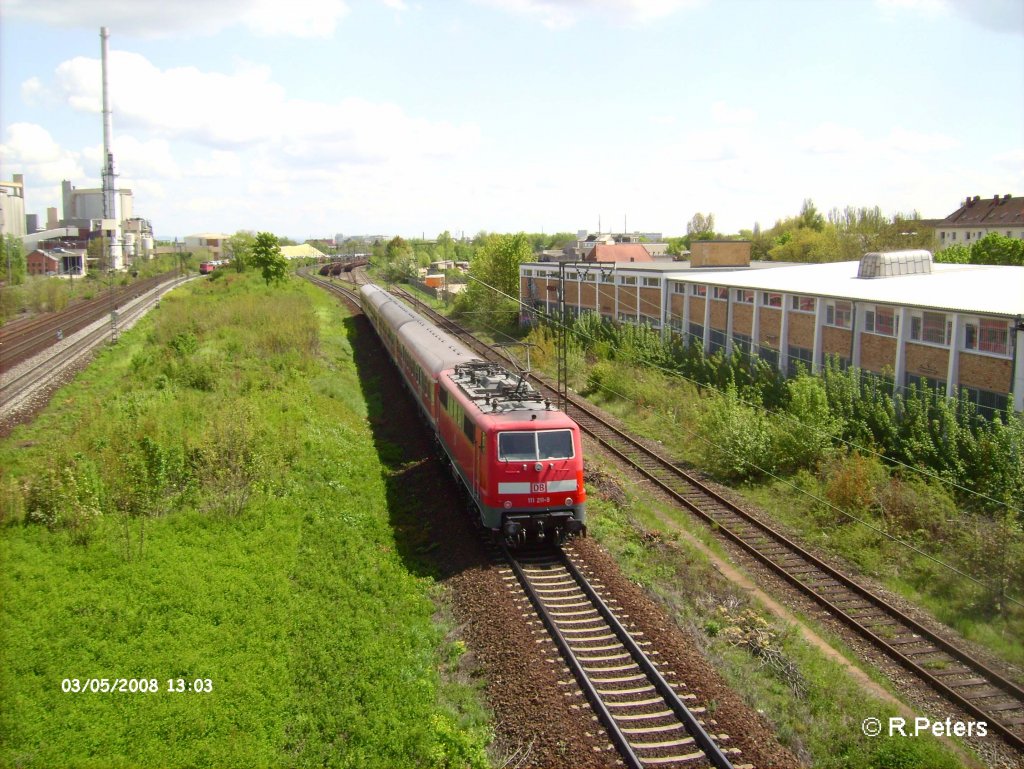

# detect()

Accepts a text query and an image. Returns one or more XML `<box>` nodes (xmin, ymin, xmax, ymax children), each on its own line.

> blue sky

<box><xmin>1</xmin><ymin>0</ymin><xmax>1022</xmax><ymax>242</ymax></box>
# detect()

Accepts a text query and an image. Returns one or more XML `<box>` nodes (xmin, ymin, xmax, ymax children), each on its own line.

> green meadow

<box><xmin>0</xmin><ymin>273</ymin><xmax>489</xmax><ymax>768</ymax></box>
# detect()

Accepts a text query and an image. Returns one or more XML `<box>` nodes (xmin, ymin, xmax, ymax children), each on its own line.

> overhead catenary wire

<box><xmin>453</xmin><ymin>272</ymin><xmax>1024</xmax><ymax>609</ymax></box>
<box><xmin>463</xmin><ymin>271</ymin><xmax>1023</xmax><ymax>519</ymax></box>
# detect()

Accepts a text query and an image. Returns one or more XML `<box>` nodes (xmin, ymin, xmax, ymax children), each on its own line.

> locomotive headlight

<box><xmin>534</xmin><ymin>462</ymin><xmax>543</xmax><ymax>472</ymax></box>
<box><xmin>566</xmin><ymin>497</ymin><xmax>573</xmax><ymax>505</ymax></box>
<box><xmin>503</xmin><ymin>501</ymin><xmax>512</xmax><ymax>509</ymax></box>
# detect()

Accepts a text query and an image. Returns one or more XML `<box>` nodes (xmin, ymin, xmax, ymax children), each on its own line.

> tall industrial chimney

<box><xmin>99</xmin><ymin>26</ymin><xmax>123</xmax><ymax>269</ymax></box>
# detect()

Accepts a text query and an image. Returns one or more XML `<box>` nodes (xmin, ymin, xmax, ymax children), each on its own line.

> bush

<box><xmin>697</xmin><ymin>386</ymin><xmax>772</xmax><ymax>481</ymax></box>
<box><xmin>877</xmin><ymin>476</ymin><xmax>958</xmax><ymax>540</ymax></box>
<box><xmin>25</xmin><ymin>458</ymin><xmax>103</xmax><ymax>543</ymax></box>
<box><xmin>822</xmin><ymin>452</ymin><xmax>889</xmax><ymax>522</ymax></box>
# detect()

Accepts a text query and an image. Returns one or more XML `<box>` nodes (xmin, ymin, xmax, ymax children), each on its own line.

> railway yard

<box><xmin>1</xmin><ymin>266</ymin><xmax>1021</xmax><ymax>768</ymax></box>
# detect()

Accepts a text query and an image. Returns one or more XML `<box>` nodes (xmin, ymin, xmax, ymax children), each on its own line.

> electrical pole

<box><xmin>558</xmin><ymin>261</ymin><xmax>567</xmax><ymax>411</ymax></box>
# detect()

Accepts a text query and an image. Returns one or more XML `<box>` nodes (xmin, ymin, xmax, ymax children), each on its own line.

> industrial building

<box><xmin>1</xmin><ymin>29</ymin><xmax>156</xmax><ymax>276</ymax></box>
<box><xmin>520</xmin><ymin>250</ymin><xmax>1024</xmax><ymax>414</ymax></box>
<box><xmin>0</xmin><ymin>175</ymin><xmax>26</xmax><ymax>238</ymax></box>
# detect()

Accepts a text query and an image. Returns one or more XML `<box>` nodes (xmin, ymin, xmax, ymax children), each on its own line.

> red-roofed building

<box><xmin>587</xmin><ymin>243</ymin><xmax>654</xmax><ymax>263</ymax></box>
<box><xmin>936</xmin><ymin>194</ymin><xmax>1024</xmax><ymax>248</ymax></box>
<box><xmin>27</xmin><ymin>249</ymin><xmax>59</xmax><ymax>276</ymax></box>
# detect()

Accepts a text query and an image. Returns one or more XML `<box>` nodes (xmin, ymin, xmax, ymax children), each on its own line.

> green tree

<box><xmin>971</xmin><ymin>232</ymin><xmax>1024</xmax><ymax>266</ymax></box>
<box><xmin>381</xmin><ymin>236</ymin><xmax>417</xmax><ymax>283</ymax></box>
<box><xmin>798</xmin><ymin>198</ymin><xmax>825</xmax><ymax>232</ymax></box>
<box><xmin>934</xmin><ymin>243</ymin><xmax>971</xmax><ymax>264</ymax></box>
<box><xmin>455</xmin><ymin>232</ymin><xmax>532</xmax><ymax>330</ymax></box>
<box><xmin>250</xmin><ymin>232</ymin><xmax>287</xmax><ymax>285</ymax></box>
<box><xmin>225</xmin><ymin>230</ymin><xmax>256</xmax><ymax>273</ymax></box>
<box><xmin>686</xmin><ymin>212</ymin><xmax>716</xmax><ymax>240</ymax></box>
<box><xmin>436</xmin><ymin>230</ymin><xmax>454</xmax><ymax>261</ymax></box>
<box><xmin>3</xmin><ymin>234</ymin><xmax>27</xmax><ymax>284</ymax></box>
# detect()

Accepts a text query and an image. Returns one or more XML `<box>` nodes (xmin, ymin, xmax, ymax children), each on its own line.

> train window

<box><xmin>498</xmin><ymin>432</ymin><xmax>538</xmax><ymax>461</ymax></box>
<box><xmin>538</xmin><ymin>430</ymin><xmax>574</xmax><ymax>460</ymax></box>
<box><xmin>463</xmin><ymin>415</ymin><xmax>475</xmax><ymax>442</ymax></box>
<box><xmin>498</xmin><ymin>430</ymin><xmax>574</xmax><ymax>461</ymax></box>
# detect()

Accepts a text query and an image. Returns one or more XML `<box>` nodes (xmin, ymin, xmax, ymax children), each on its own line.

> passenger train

<box><xmin>360</xmin><ymin>283</ymin><xmax>586</xmax><ymax>544</ymax></box>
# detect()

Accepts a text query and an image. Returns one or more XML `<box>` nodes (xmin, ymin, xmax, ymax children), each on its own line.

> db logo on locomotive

<box><xmin>532</xmin><ymin>482</ymin><xmax>547</xmax><ymax>493</ymax></box>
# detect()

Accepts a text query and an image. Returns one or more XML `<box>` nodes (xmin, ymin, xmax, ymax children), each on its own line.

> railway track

<box><xmin>1</xmin><ymin>275</ymin><xmax>190</xmax><ymax>411</ymax></box>
<box><xmin>390</xmin><ymin>286</ymin><xmax>1024</xmax><ymax>756</ymax></box>
<box><xmin>0</xmin><ymin>271</ymin><xmax>178</xmax><ymax>374</ymax></box>
<box><xmin>501</xmin><ymin>542</ymin><xmax>740</xmax><ymax>769</ymax></box>
<box><xmin>301</xmin><ymin>271</ymin><xmax>745</xmax><ymax>767</ymax></box>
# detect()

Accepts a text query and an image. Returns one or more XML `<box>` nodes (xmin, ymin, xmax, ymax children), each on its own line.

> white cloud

<box><xmin>187</xmin><ymin>151</ymin><xmax>244</xmax><ymax>179</ymax></box>
<box><xmin>37</xmin><ymin>51</ymin><xmax>480</xmax><ymax>165</ymax></box>
<box><xmin>0</xmin><ymin>123</ymin><xmax>85</xmax><ymax>183</ymax></box>
<box><xmin>472</xmin><ymin>0</ymin><xmax>703</xmax><ymax>28</ymax></box>
<box><xmin>2</xmin><ymin>0</ymin><xmax>351</xmax><ymax>38</ymax></box>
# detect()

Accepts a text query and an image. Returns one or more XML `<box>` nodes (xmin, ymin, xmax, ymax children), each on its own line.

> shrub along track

<box><xmin>306</xmin><ymin>272</ymin><xmax>797</xmax><ymax>768</ymax></box>
<box><xmin>388</xmin><ymin>286</ymin><xmax>1024</xmax><ymax>762</ymax></box>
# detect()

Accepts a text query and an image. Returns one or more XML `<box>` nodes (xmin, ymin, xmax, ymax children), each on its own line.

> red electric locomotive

<box><xmin>360</xmin><ymin>283</ymin><xmax>586</xmax><ymax>544</ymax></box>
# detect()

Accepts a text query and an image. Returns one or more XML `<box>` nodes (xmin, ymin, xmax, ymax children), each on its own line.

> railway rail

<box><xmin>502</xmin><ymin>542</ymin><xmax>739</xmax><ymax>768</ymax></box>
<box><xmin>301</xmin><ymin>270</ymin><xmax>744</xmax><ymax>767</ymax></box>
<box><xmin>0</xmin><ymin>271</ymin><xmax>178</xmax><ymax>374</ymax></box>
<box><xmin>1</xmin><ymin>275</ymin><xmax>189</xmax><ymax>411</ymax></box>
<box><xmin>388</xmin><ymin>285</ymin><xmax>1024</xmax><ymax>756</ymax></box>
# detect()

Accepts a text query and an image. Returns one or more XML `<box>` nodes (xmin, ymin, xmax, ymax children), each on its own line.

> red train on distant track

<box><xmin>360</xmin><ymin>283</ymin><xmax>586</xmax><ymax>545</ymax></box>
<box><xmin>199</xmin><ymin>259</ymin><xmax>230</xmax><ymax>275</ymax></box>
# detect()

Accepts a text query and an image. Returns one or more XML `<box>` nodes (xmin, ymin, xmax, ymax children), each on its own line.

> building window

<box><xmin>787</xmin><ymin>345</ymin><xmax>812</xmax><ymax>375</ymax></box>
<box><xmin>790</xmin><ymin>295</ymin><xmax>815</xmax><ymax>312</ymax></box>
<box><xmin>735</xmin><ymin>289</ymin><xmax>754</xmax><ymax>304</ymax></box>
<box><xmin>642</xmin><ymin>277</ymin><xmax>660</xmax><ymax>288</ymax></box>
<box><xmin>690</xmin><ymin>284</ymin><xmax>707</xmax><ymax>297</ymax></box>
<box><xmin>965</xmin><ymin>318</ymin><xmax>1009</xmax><ymax>356</ymax></box>
<box><xmin>688</xmin><ymin>322</ymin><xmax>704</xmax><ymax>344</ymax></box>
<box><xmin>963</xmin><ymin>387</ymin><xmax>1008</xmax><ymax>419</ymax></box>
<box><xmin>673</xmin><ymin>283</ymin><xmax>686</xmax><ymax>294</ymax></box>
<box><xmin>708</xmin><ymin>328</ymin><xmax>727</xmax><ymax>354</ymax></box>
<box><xmin>639</xmin><ymin>313</ymin><xmax>660</xmax><ymax>328</ymax></box>
<box><xmin>864</xmin><ymin>306</ymin><xmax>897</xmax><ymax>336</ymax></box>
<box><xmin>825</xmin><ymin>300</ymin><xmax>852</xmax><ymax>329</ymax></box>
<box><xmin>966</xmin><ymin>232</ymin><xmax>971</xmax><ymax>241</ymax></box>
<box><xmin>601</xmin><ymin>273</ymin><xmax>615</xmax><ymax>283</ymax></box>
<box><xmin>522</xmin><ymin>269</ymin><xmax>532</xmax><ymax>277</ymax></box>
<box><xmin>762</xmin><ymin>292</ymin><xmax>782</xmax><ymax>307</ymax></box>
<box><xmin>619</xmin><ymin>275</ymin><xmax>637</xmax><ymax>286</ymax></box>
<box><xmin>712</xmin><ymin>286</ymin><xmax>729</xmax><ymax>300</ymax></box>
<box><xmin>910</xmin><ymin>311</ymin><xmax>949</xmax><ymax>345</ymax></box>
<box><xmin>733</xmin><ymin>332</ymin><xmax>751</xmax><ymax>355</ymax></box>
<box><xmin>906</xmin><ymin>373</ymin><xmax>946</xmax><ymax>395</ymax></box>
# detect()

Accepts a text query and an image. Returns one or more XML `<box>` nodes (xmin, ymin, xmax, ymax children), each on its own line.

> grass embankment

<box><xmin>584</xmin><ymin>466</ymin><xmax>965</xmax><ymax>768</ymax></box>
<box><xmin>0</xmin><ymin>272</ymin><xmax>490</xmax><ymax>768</ymax></box>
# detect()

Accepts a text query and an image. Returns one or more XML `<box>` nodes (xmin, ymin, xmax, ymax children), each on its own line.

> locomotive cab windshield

<box><xmin>498</xmin><ymin>429</ymin><xmax>575</xmax><ymax>462</ymax></box>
